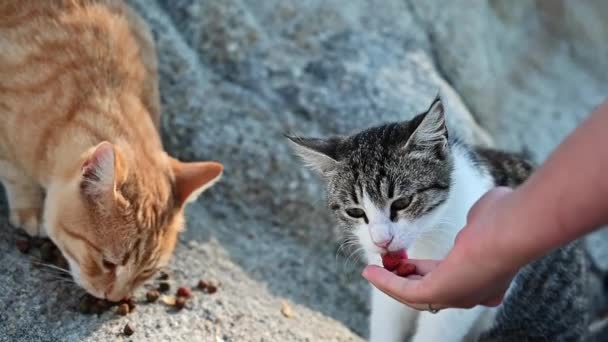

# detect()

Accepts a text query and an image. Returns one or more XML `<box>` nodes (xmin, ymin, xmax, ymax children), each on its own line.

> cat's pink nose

<box><xmin>373</xmin><ymin>236</ymin><xmax>393</xmax><ymax>249</ymax></box>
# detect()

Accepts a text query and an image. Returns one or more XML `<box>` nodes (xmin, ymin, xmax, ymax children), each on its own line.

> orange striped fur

<box><xmin>0</xmin><ymin>0</ymin><xmax>223</xmax><ymax>301</ymax></box>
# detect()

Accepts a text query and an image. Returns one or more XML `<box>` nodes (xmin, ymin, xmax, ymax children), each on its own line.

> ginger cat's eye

<box><xmin>102</xmin><ymin>259</ymin><xmax>117</xmax><ymax>271</ymax></box>
<box><xmin>345</xmin><ymin>208</ymin><xmax>366</xmax><ymax>220</ymax></box>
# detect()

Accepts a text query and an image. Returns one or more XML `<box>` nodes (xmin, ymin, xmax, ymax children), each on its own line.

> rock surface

<box><xmin>1</xmin><ymin>0</ymin><xmax>607</xmax><ymax>341</ymax></box>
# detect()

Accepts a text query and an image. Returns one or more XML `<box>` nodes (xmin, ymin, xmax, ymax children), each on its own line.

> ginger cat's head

<box><xmin>43</xmin><ymin>142</ymin><xmax>223</xmax><ymax>301</ymax></box>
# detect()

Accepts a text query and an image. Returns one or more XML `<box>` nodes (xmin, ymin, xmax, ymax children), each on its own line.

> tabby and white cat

<box><xmin>0</xmin><ymin>0</ymin><xmax>222</xmax><ymax>301</ymax></box>
<box><xmin>289</xmin><ymin>97</ymin><xmax>536</xmax><ymax>341</ymax></box>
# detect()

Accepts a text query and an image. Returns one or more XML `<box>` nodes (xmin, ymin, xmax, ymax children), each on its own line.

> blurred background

<box><xmin>1</xmin><ymin>1</ymin><xmax>608</xmax><ymax>341</ymax></box>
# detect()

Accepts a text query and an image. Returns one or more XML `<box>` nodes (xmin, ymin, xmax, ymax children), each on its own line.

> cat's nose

<box><xmin>372</xmin><ymin>236</ymin><xmax>393</xmax><ymax>249</ymax></box>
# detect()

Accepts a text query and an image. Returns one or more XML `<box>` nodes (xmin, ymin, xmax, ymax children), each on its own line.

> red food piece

<box><xmin>176</xmin><ymin>287</ymin><xmax>192</xmax><ymax>298</ymax></box>
<box><xmin>381</xmin><ymin>250</ymin><xmax>408</xmax><ymax>271</ymax></box>
<box><xmin>395</xmin><ymin>263</ymin><xmax>417</xmax><ymax>277</ymax></box>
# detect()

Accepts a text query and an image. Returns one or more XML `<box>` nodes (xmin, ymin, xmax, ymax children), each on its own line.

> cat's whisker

<box><xmin>31</xmin><ymin>260</ymin><xmax>71</xmax><ymax>275</ymax></box>
<box><xmin>335</xmin><ymin>238</ymin><xmax>362</xmax><ymax>268</ymax></box>
<box><xmin>343</xmin><ymin>247</ymin><xmax>365</xmax><ymax>271</ymax></box>
<box><xmin>341</xmin><ymin>244</ymin><xmax>365</xmax><ymax>271</ymax></box>
<box><xmin>45</xmin><ymin>273</ymin><xmax>76</xmax><ymax>284</ymax></box>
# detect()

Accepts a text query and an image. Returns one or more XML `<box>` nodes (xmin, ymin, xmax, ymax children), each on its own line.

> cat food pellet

<box><xmin>197</xmin><ymin>280</ymin><xmax>219</xmax><ymax>294</ymax></box>
<box><xmin>176</xmin><ymin>287</ymin><xmax>191</xmax><ymax>298</ymax></box>
<box><xmin>146</xmin><ymin>290</ymin><xmax>160</xmax><ymax>302</ymax></box>
<box><xmin>158</xmin><ymin>271</ymin><xmax>169</xmax><ymax>280</ymax></box>
<box><xmin>123</xmin><ymin>323</ymin><xmax>135</xmax><ymax>336</ymax></box>
<box><xmin>16</xmin><ymin>239</ymin><xmax>30</xmax><ymax>254</ymax></box>
<box><xmin>381</xmin><ymin>253</ymin><xmax>403</xmax><ymax>272</ymax></box>
<box><xmin>175</xmin><ymin>296</ymin><xmax>186</xmax><ymax>310</ymax></box>
<box><xmin>123</xmin><ymin>298</ymin><xmax>136</xmax><ymax>312</ymax></box>
<box><xmin>281</xmin><ymin>301</ymin><xmax>295</xmax><ymax>318</ymax></box>
<box><xmin>395</xmin><ymin>263</ymin><xmax>417</xmax><ymax>277</ymax></box>
<box><xmin>206</xmin><ymin>284</ymin><xmax>218</xmax><ymax>294</ymax></box>
<box><xmin>161</xmin><ymin>295</ymin><xmax>176</xmax><ymax>306</ymax></box>
<box><xmin>158</xmin><ymin>281</ymin><xmax>170</xmax><ymax>293</ymax></box>
<box><xmin>116</xmin><ymin>303</ymin><xmax>130</xmax><ymax>316</ymax></box>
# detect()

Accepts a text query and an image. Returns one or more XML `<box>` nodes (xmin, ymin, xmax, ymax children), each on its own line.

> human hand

<box><xmin>362</xmin><ymin>187</ymin><xmax>524</xmax><ymax>311</ymax></box>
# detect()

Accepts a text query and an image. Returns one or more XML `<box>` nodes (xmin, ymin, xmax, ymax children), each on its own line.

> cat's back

<box><xmin>0</xmin><ymin>0</ymin><xmax>145</xmax><ymax>102</ymax></box>
<box><xmin>472</xmin><ymin>147</ymin><xmax>535</xmax><ymax>187</ymax></box>
<box><xmin>0</xmin><ymin>0</ymin><xmax>159</xmax><ymax>169</ymax></box>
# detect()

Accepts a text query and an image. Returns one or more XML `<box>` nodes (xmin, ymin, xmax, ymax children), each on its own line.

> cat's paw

<box><xmin>9</xmin><ymin>207</ymin><xmax>45</xmax><ymax>237</ymax></box>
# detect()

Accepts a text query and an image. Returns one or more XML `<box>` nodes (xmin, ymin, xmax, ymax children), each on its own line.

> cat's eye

<box><xmin>391</xmin><ymin>197</ymin><xmax>412</xmax><ymax>212</ymax></box>
<box><xmin>102</xmin><ymin>258</ymin><xmax>117</xmax><ymax>271</ymax></box>
<box><xmin>345</xmin><ymin>208</ymin><xmax>366</xmax><ymax>220</ymax></box>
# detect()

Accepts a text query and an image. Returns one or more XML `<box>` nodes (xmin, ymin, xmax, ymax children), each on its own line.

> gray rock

<box><xmin>408</xmin><ymin>0</ymin><xmax>608</xmax><ymax>161</ymax></box>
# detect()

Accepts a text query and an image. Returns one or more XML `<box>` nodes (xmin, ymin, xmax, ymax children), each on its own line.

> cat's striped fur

<box><xmin>0</xmin><ymin>0</ymin><xmax>223</xmax><ymax>301</ymax></box>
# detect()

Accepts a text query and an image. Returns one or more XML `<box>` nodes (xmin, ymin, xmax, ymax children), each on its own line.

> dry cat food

<box><xmin>281</xmin><ymin>301</ymin><xmax>296</xmax><ymax>318</ymax></box>
<box><xmin>123</xmin><ymin>323</ymin><xmax>135</xmax><ymax>336</ymax></box>
<box><xmin>124</xmin><ymin>297</ymin><xmax>136</xmax><ymax>312</ymax></box>
<box><xmin>78</xmin><ymin>294</ymin><xmax>135</xmax><ymax>316</ymax></box>
<box><xmin>116</xmin><ymin>303</ymin><xmax>130</xmax><ymax>316</ymax></box>
<box><xmin>381</xmin><ymin>250</ymin><xmax>407</xmax><ymax>271</ymax></box>
<box><xmin>176</xmin><ymin>287</ymin><xmax>192</xmax><ymax>298</ymax></box>
<box><xmin>146</xmin><ymin>290</ymin><xmax>160</xmax><ymax>303</ymax></box>
<box><xmin>197</xmin><ymin>280</ymin><xmax>219</xmax><ymax>294</ymax></box>
<box><xmin>158</xmin><ymin>281</ymin><xmax>171</xmax><ymax>293</ymax></box>
<box><xmin>15</xmin><ymin>237</ymin><xmax>220</xmax><ymax>323</ymax></box>
<box><xmin>395</xmin><ymin>263</ymin><xmax>417</xmax><ymax>277</ymax></box>
<box><xmin>382</xmin><ymin>251</ymin><xmax>417</xmax><ymax>277</ymax></box>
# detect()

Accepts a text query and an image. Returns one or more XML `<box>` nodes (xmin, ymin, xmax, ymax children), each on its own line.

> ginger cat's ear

<box><xmin>171</xmin><ymin>160</ymin><xmax>223</xmax><ymax>206</ymax></box>
<box><xmin>80</xmin><ymin>142</ymin><xmax>126</xmax><ymax>200</ymax></box>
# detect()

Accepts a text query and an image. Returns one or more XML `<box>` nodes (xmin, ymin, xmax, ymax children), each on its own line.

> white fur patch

<box><xmin>183</xmin><ymin>171</ymin><xmax>223</xmax><ymax>204</ymax></box>
<box><xmin>362</xmin><ymin>144</ymin><xmax>498</xmax><ymax>341</ymax></box>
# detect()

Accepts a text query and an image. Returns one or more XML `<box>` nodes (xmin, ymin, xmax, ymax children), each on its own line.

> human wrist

<box><xmin>497</xmin><ymin>182</ymin><xmax>561</xmax><ymax>269</ymax></box>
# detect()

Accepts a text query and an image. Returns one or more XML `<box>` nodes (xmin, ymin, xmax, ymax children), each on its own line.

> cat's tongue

<box><xmin>381</xmin><ymin>250</ymin><xmax>408</xmax><ymax>271</ymax></box>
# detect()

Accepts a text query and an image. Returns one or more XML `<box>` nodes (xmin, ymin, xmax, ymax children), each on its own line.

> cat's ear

<box><xmin>80</xmin><ymin>142</ymin><xmax>125</xmax><ymax>199</ymax></box>
<box><xmin>404</xmin><ymin>96</ymin><xmax>449</xmax><ymax>158</ymax></box>
<box><xmin>171</xmin><ymin>160</ymin><xmax>224</xmax><ymax>206</ymax></box>
<box><xmin>287</xmin><ymin>136</ymin><xmax>342</xmax><ymax>174</ymax></box>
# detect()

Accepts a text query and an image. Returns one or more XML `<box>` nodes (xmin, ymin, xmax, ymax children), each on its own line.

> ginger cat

<box><xmin>0</xmin><ymin>0</ymin><xmax>223</xmax><ymax>301</ymax></box>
